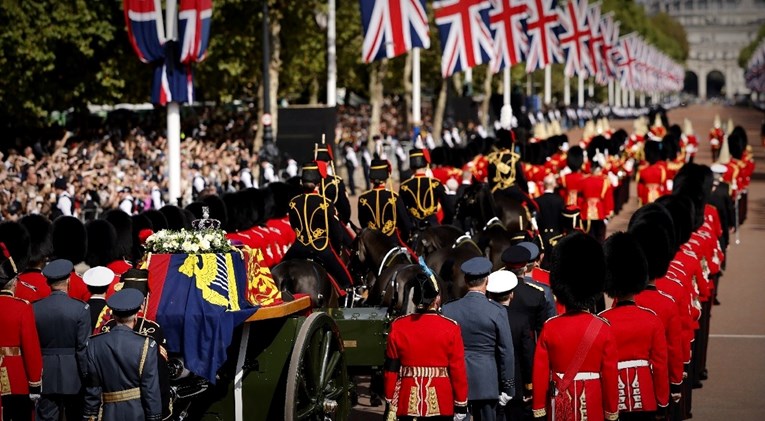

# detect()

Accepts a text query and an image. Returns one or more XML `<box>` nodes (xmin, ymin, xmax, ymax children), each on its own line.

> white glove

<box><xmin>499</xmin><ymin>392</ymin><xmax>512</xmax><ymax>406</ymax></box>
<box><xmin>29</xmin><ymin>393</ymin><xmax>41</xmax><ymax>402</ymax></box>
<box><xmin>454</xmin><ymin>414</ymin><xmax>467</xmax><ymax>421</ymax></box>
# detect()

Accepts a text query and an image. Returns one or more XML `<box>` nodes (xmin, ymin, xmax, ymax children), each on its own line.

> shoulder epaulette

<box><xmin>525</xmin><ymin>281</ymin><xmax>545</xmax><ymax>292</ymax></box>
<box><xmin>437</xmin><ymin>313</ymin><xmax>459</xmax><ymax>325</ymax></box>
<box><xmin>3</xmin><ymin>295</ymin><xmax>30</xmax><ymax>305</ymax></box>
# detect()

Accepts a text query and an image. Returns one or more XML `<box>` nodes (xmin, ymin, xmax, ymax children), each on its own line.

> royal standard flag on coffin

<box><xmin>145</xmin><ymin>251</ymin><xmax>259</xmax><ymax>383</ymax></box>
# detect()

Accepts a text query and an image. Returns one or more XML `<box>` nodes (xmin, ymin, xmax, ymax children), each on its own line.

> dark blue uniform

<box><xmin>32</xmin><ymin>291</ymin><xmax>90</xmax><ymax>421</ymax></box>
<box><xmin>83</xmin><ymin>325</ymin><xmax>162</xmax><ymax>421</ymax></box>
<box><xmin>442</xmin><ymin>291</ymin><xmax>515</xmax><ymax>421</ymax></box>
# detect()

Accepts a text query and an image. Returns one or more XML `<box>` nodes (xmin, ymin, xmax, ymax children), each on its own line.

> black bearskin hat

<box><xmin>239</xmin><ymin>188</ymin><xmax>262</xmax><ymax>229</ymax></box>
<box><xmin>201</xmin><ymin>194</ymin><xmax>228</xmax><ymax>228</ymax></box>
<box><xmin>0</xmin><ymin>221</ymin><xmax>30</xmax><ymax>273</ymax></box>
<box><xmin>85</xmin><ymin>219</ymin><xmax>118</xmax><ymax>267</ymax></box>
<box><xmin>496</xmin><ymin>128</ymin><xmax>514</xmax><ymax>150</ymax></box>
<box><xmin>160</xmin><ymin>205</ymin><xmax>189</xmax><ymax>231</ymax></box>
<box><xmin>143</xmin><ymin>209</ymin><xmax>168</xmax><ymax>232</ymax></box>
<box><xmin>644</xmin><ymin>139</ymin><xmax>662</xmax><ymax>165</ymax></box>
<box><xmin>267</xmin><ymin>182</ymin><xmax>301</xmax><ymax>218</ymax></box>
<box><xmin>550</xmin><ymin>232</ymin><xmax>605</xmax><ymax>310</ymax></box>
<box><xmin>131</xmin><ymin>213</ymin><xmax>153</xmax><ymax>263</ymax></box>
<box><xmin>655</xmin><ymin>195</ymin><xmax>695</xmax><ymax>247</ymax></box>
<box><xmin>628</xmin><ymin>204</ymin><xmax>675</xmax><ymax>280</ymax></box>
<box><xmin>222</xmin><ymin>192</ymin><xmax>245</xmax><ymax>232</ymax></box>
<box><xmin>184</xmin><ymin>202</ymin><xmax>205</xmax><ymax>220</ymax></box>
<box><xmin>672</xmin><ymin>163</ymin><xmax>712</xmax><ymax>231</ymax></box>
<box><xmin>727</xmin><ymin>126</ymin><xmax>747</xmax><ymax>159</ymax></box>
<box><xmin>52</xmin><ymin>216</ymin><xmax>87</xmax><ymax>264</ymax></box>
<box><xmin>102</xmin><ymin>209</ymin><xmax>133</xmax><ymax>259</ymax></box>
<box><xmin>566</xmin><ymin>146</ymin><xmax>584</xmax><ymax>172</ymax></box>
<box><xmin>603</xmin><ymin>232</ymin><xmax>649</xmax><ymax>298</ymax></box>
<box><xmin>19</xmin><ymin>214</ymin><xmax>53</xmax><ymax>266</ymax></box>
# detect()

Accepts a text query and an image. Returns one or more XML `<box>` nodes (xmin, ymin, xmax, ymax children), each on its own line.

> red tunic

<box><xmin>600</xmin><ymin>303</ymin><xmax>669</xmax><ymax>412</ymax></box>
<box><xmin>15</xmin><ymin>270</ymin><xmax>50</xmax><ymax>303</ymax></box>
<box><xmin>532</xmin><ymin>312</ymin><xmax>619</xmax><ymax>421</ymax></box>
<box><xmin>560</xmin><ymin>172</ymin><xmax>586</xmax><ymax>209</ymax></box>
<box><xmin>655</xmin><ymin>277</ymin><xmax>693</xmax><ymax>364</ymax></box>
<box><xmin>636</xmin><ymin>163</ymin><xmax>667</xmax><ymax>205</ymax></box>
<box><xmin>634</xmin><ymin>286</ymin><xmax>684</xmax><ymax>389</ymax></box>
<box><xmin>0</xmin><ymin>291</ymin><xmax>43</xmax><ymax>395</ymax></box>
<box><xmin>68</xmin><ymin>272</ymin><xmax>90</xmax><ymax>302</ymax></box>
<box><xmin>384</xmin><ymin>312</ymin><xmax>468</xmax><ymax>417</ymax></box>
<box><xmin>580</xmin><ymin>175</ymin><xmax>614</xmax><ymax>220</ymax></box>
<box><xmin>709</xmin><ymin>128</ymin><xmax>724</xmax><ymax>151</ymax></box>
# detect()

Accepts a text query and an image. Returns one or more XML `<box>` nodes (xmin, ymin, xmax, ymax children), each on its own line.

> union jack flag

<box><xmin>124</xmin><ymin>0</ymin><xmax>213</xmax><ymax>106</ymax></box>
<box><xmin>124</xmin><ymin>0</ymin><xmax>166</xmax><ymax>63</ymax></box>
<box><xmin>433</xmin><ymin>0</ymin><xmax>494</xmax><ymax>77</ymax></box>
<box><xmin>557</xmin><ymin>0</ymin><xmax>591</xmax><ymax>78</ymax></box>
<box><xmin>359</xmin><ymin>0</ymin><xmax>430</xmax><ymax>63</ymax></box>
<box><xmin>524</xmin><ymin>0</ymin><xmax>561</xmax><ymax>73</ymax></box>
<box><xmin>616</xmin><ymin>33</ymin><xmax>638</xmax><ymax>90</ymax></box>
<box><xmin>586</xmin><ymin>2</ymin><xmax>604</xmax><ymax>82</ymax></box>
<box><xmin>179</xmin><ymin>0</ymin><xmax>213</xmax><ymax>64</ymax></box>
<box><xmin>599</xmin><ymin>12</ymin><xmax>619</xmax><ymax>82</ymax></box>
<box><xmin>488</xmin><ymin>0</ymin><xmax>528</xmax><ymax>73</ymax></box>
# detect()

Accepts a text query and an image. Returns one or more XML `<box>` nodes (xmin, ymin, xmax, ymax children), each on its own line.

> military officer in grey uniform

<box><xmin>33</xmin><ymin>259</ymin><xmax>91</xmax><ymax>421</ymax></box>
<box><xmin>442</xmin><ymin>257</ymin><xmax>515</xmax><ymax>421</ymax></box>
<box><xmin>83</xmin><ymin>288</ymin><xmax>162</xmax><ymax>421</ymax></box>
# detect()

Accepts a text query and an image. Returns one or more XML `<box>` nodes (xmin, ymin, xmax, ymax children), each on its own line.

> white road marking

<box><xmin>709</xmin><ymin>334</ymin><xmax>765</xmax><ymax>339</ymax></box>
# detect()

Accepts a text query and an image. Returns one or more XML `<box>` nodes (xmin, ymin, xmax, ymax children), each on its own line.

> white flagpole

<box><xmin>588</xmin><ymin>78</ymin><xmax>594</xmax><ymax>98</ymax></box>
<box><xmin>327</xmin><ymin>0</ymin><xmax>337</xmax><ymax>107</ymax></box>
<box><xmin>614</xmin><ymin>82</ymin><xmax>621</xmax><ymax>107</ymax></box>
<box><xmin>500</xmin><ymin>66</ymin><xmax>512</xmax><ymax>128</ymax></box>
<box><xmin>166</xmin><ymin>0</ymin><xmax>181</xmax><ymax>205</ymax></box>
<box><xmin>577</xmin><ymin>73</ymin><xmax>585</xmax><ymax>108</ymax></box>
<box><xmin>639</xmin><ymin>91</ymin><xmax>645</xmax><ymax>107</ymax></box>
<box><xmin>465</xmin><ymin>68</ymin><xmax>473</xmax><ymax>95</ymax></box>
<box><xmin>413</xmin><ymin>48</ymin><xmax>421</xmax><ymax>127</ymax></box>
<box><xmin>544</xmin><ymin>66</ymin><xmax>552</xmax><ymax>105</ymax></box>
<box><xmin>629</xmin><ymin>89</ymin><xmax>635</xmax><ymax>107</ymax></box>
<box><xmin>608</xmin><ymin>79</ymin><xmax>614</xmax><ymax>106</ymax></box>
<box><xmin>622</xmin><ymin>85</ymin><xmax>628</xmax><ymax>107</ymax></box>
<box><xmin>526</xmin><ymin>73</ymin><xmax>532</xmax><ymax>97</ymax></box>
<box><xmin>564</xmin><ymin>75</ymin><xmax>571</xmax><ymax>106</ymax></box>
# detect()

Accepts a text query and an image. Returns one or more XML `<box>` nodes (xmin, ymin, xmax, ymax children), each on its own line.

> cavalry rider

<box><xmin>487</xmin><ymin>129</ymin><xmax>529</xmax><ymax>196</ymax></box>
<box><xmin>357</xmin><ymin>159</ymin><xmax>414</xmax><ymax>253</ymax></box>
<box><xmin>284</xmin><ymin>161</ymin><xmax>354</xmax><ymax>293</ymax></box>
<box><xmin>399</xmin><ymin>148</ymin><xmax>449</xmax><ymax>231</ymax></box>
<box><xmin>314</xmin><ymin>143</ymin><xmax>353</xmax><ymax>226</ymax></box>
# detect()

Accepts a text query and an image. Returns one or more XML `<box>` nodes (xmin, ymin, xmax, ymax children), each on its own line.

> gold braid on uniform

<box><xmin>290</xmin><ymin>195</ymin><xmax>332</xmax><ymax>251</ymax></box>
<box><xmin>488</xmin><ymin>149</ymin><xmax>520</xmax><ymax>192</ymax></box>
<box><xmin>401</xmin><ymin>178</ymin><xmax>439</xmax><ymax>219</ymax></box>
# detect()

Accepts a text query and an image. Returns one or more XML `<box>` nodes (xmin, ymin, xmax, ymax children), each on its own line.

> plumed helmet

<box><xmin>0</xmin><ymin>221</ymin><xmax>31</xmax><ymax>272</ymax></box>
<box><xmin>411</xmin><ymin>272</ymin><xmax>440</xmax><ymax>310</ymax></box>
<box><xmin>300</xmin><ymin>161</ymin><xmax>325</xmax><ymax>185</ymax></box>
<box><xmin>550</xmin><ymin>232</ymin><xmax>605</xmax><ymax>310</ymax></box>
<box><xmin>52</xmin><ymin>216</ymin><xmax>87</xmax><ymax>264</ymax></box>
<box><xmin>409</xmin><ymin>148</ymin><xmax>430</xmax><ymax>170</ymax></box>
<box><xmin>85</xmin><ymin>219</ymin><xmax>118</xmax><ymax>267</ymax></box>
<box><xmin>102</xmin><ymin>209</ymin><xmax>133</xmax><ymax>259</ymax></box>
<box><xmin>368</xmin><ymin>159</ymin><xmax>391</xmax><ymax>182</ymax></box>
<box><xmin>19</xmin><ymin>214</ymin><xmax>53</xmax><ymax>266</ymax></box>
<box><xmin>603</xmin><ymin>232</ymin><xmax>649</xmax><ymax>298</ymax></box>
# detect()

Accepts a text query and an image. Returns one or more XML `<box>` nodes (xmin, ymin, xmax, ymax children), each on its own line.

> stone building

<box><xmin>637</xmin><ymin>0</ymin><xmax>765</xmax><ymax>99</ymax></box>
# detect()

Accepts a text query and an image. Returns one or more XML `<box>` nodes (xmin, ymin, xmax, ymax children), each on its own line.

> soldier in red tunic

<box><xmin>636</xmin><ymin>140</ymin><xmax>667</xmax><ymax>206</ymax></box>
<box><xmin>384</xmin><ymin>272</ymin><xmax>468</xmax><ymax>420</ymax></box>
<box><xmin>532</xmin><ymin>232</ymin><xmax>619</xmax><ymax>421</ymax></box>
<box><xmin>0</xmin><ymin>248</ymin><xmax>43</xmax><ymax>421</ymax></box>
<box><xmin>558</xmin><ymin>147</ymin><xmax>586</xmax><ymax>209</ymax></box>
<box><xmin>580</xmin><ymin>161</ymin><xmax>614</xmax><ymax>243</ymax></box>
<box><xmin>17</xmin><ymin>215</ymin><xmax>54</xmax><ymax>302</ymax></box>
<box><xmin>601</xmin><ymin>233</ymin><xmax>669</xmax><ymax>420</ymax></box>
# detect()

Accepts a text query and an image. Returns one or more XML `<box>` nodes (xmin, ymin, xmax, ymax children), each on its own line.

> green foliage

<box><xmin>0</xmin><ymin>0</ymin><xmax>144</xmax><ymax>127</ymax></box>
<box><xmin>602</xmin><ymin>0</ymin><xmax>688</xmax><ymax>62</ymax></box>
<box><xmin>739</xmin><ymin>24</ymin><xmax>765</xmax><ymax>69</ymax></box>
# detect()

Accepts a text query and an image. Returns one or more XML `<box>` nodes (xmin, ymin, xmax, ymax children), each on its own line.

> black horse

<box><xmin>424</xmin><ymin>234</ymin><xmax>484</xmax><ymax>302</ymax></box>
<box><xmin>270</xmin><ymin>260</ymin><xmax>342</xmax><ymax>308</ymax></box>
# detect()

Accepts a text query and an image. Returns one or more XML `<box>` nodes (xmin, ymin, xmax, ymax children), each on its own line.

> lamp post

<box><xmin>262</xmin><ymin>0</ymin><xmax>273</xmax><ymax>145</ymax></box>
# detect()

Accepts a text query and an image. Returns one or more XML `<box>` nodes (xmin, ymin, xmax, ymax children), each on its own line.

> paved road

<box><xmin>348</xmin><ymin>103</ymin><xmax>765</xmax><ymax>420</ymax></box>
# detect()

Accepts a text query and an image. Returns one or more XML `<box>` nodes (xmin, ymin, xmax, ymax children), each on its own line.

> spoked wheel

<box><xmin>285</xmin><ymin>312</ymin><xmax>350</xmax><ymax>421</ymax></box>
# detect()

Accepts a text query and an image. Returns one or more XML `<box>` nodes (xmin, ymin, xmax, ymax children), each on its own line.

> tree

<box><xmin>739</xmin><ymin>24</ymin><xmax>765</xmax><ymax>69</ymax></box>
<box><xmin>0</xmin><ymin>1</ymin><xmax>143</xmax><ymax>128</ymax></box>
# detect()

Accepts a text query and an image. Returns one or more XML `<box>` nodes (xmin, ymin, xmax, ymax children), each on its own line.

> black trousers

<box><xmin>620</xmin><ymin>411</ymin><xmax>657</xmax><ymax>421</ymax></box>
<box><xmin>36</xmin><ymin>394</ymin><xmax>82</xmax><ymax>421</ymax></box>
<box><xmin>2</xmin><ymin>395</ymin><xmax>34</xmax><ymax>421</ymax></box>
